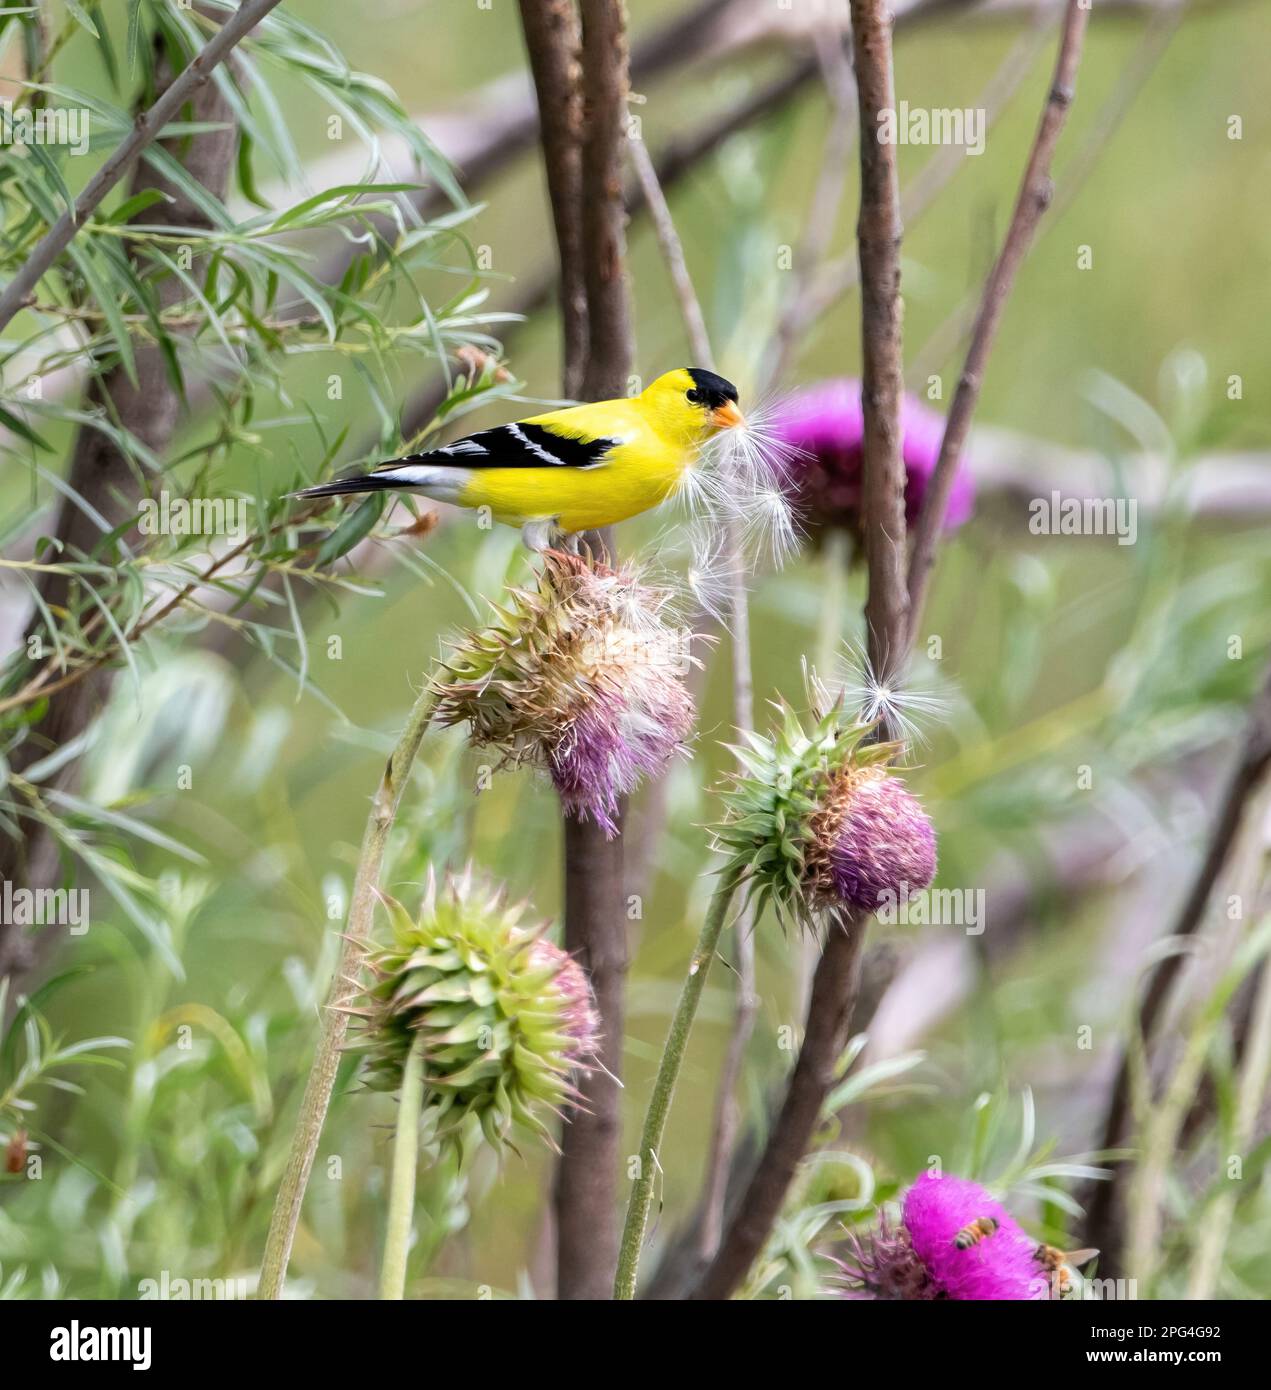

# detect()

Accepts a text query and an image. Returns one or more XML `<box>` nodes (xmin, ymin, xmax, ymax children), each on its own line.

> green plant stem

<box><xmin>1125</xmin><ymin>917</ymin><xmax>1271</xmax><ymax>1295</ymax></box>
<box><xmin>258</xmin><ymin>686</ymin><xmax>436</xmax><ymax>1300</ymax></box>
<box><xmin>614</xmin><ymin>868</ymin><xmax>743</xmax><ymax>1300</ymax></box>
<box><xmin>379</xmin><ymin>1032</ymin><xmax>427</xmax><ymax>1300</ymax></box>
<box><xmin>1185</xmin><ymin>952</ymin><xmax>1271</xmax><ymax>1299</ymax></box>
<box><xmin>799</xmin><ymin>531</ymin><xmax>852</xmax><ymax>1014</ymax></box>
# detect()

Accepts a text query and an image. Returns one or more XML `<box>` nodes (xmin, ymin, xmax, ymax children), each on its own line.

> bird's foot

<box><xmin>520</xmin><ymin>518</ymin><xmax>557</xmax><ymax>552</ymax></box>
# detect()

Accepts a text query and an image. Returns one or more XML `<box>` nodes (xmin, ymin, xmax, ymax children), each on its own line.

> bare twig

<box><xmin>628</xmin><ymin>139</ymin><xmax>712</xmax><ymax>369</ymax></box>
<box><xmin>851</xmin><ymin>0</ymin><xmax>910</xmax><ymax>688</ymax></box>
<box><xmin>907</xmin><ymin>2</ymin><xmax>1182</xmax><ymax>387</ymax></box>
<box><xmin>693</xmin><ymin>910</ymin><xmax>868</xmax><ymax>1298</ymax></box>
<box><xmin>1084</xmin><ymin>655</ymin><xmax>1271</xmax><ymax>1275</ymax></box>
<box><xmin>761</xmin><ymin>27</ymin><xmax>857</xmax><ymax>389</ymax></box>
<box><xmin>518</xmin><ymin>1</ymin><xmax>589</xmax><ymax>396</ymax></box>
<box><xmin>577</xmin><ymin>0</ymin><xmax>636</xmax><ymax>403</ymax></box>
<box><xmin>789</xmin><ymin>9</ymin><xmax>1054</xmax><ymax>355</ymax></box>
<box><xmin>555</xmin><ymin>812</ymin><xmax>629</xmax><ymax>1300</ymax></box>
<box><xmin>542</xmin><ymin>0</ymin><xmax>638</xmax><ymax>1302</ymax></box>
<box><xmin>905</xmin><ymin>0</ymin><xmax>1091</xmax><ymax>639</ymax></box>
<box><xmin>0</xmin><ymin>0</ymin><xmax>283</xmax><ymax>335</ymax></box>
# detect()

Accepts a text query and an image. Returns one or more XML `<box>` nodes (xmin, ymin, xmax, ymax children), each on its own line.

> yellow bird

<box><xmin>293</xmin><ymin>367</ymin><xmax>745</xmax><ymax>548</ymax></box>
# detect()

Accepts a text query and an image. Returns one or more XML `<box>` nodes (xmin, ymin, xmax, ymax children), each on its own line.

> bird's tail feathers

<box><xmin>290</xmin><ymin>473</ymin><xmax>401</xmax><ymax>501</ymax></box>
<box><xmin>291</xmin><ymin>456</ymin><xmax>463</xmax><ymax>502</ymax></box>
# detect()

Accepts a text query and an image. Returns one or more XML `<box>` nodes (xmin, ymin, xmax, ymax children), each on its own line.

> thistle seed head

<box><xmin>431</xmin><ymin>551</ymin><xmax>696</xmax><ymax>837</ymax></box>
<box><xmin>714</xmin><ymin>696</ymin><xmax>935</xmax><ymax>928</ymax></box>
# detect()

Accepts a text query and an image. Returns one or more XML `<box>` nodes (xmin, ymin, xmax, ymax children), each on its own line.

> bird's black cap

<box><xmin>686</xmin><ymin>368</ymin><xmax>739</xmax><ymax>407</ymax></box>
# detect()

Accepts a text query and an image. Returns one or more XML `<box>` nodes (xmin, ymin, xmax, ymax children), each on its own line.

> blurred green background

<box><xmin>2</xmin><ymin>0</ymin><xmax>1269</xmax><ymax>1299</ymax></box>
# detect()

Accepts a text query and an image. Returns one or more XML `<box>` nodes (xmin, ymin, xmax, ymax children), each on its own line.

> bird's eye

<box><xmin>686</xmin><ymin>388</ymin><xmax>703</xmax><ymax>404</ymax></box>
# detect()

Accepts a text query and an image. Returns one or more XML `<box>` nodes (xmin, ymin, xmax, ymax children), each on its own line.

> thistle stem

<box><xmin>259</xmin><ymin>686</ymin><xmax>436</xmax><ymax>1299</ymax></box>
<box><xmin>380</xmin><ymin>1032</ymin><xmax>427</xmax><ymax>1300</ymax></box>
<box><xmin>614</xmin><ymin>868</ymin><xmax>743</xmax><ymax>1300</ymax></box>
<box><xmin>801</xmin><ymin>530</ymin><xmax>852</xmax><ymax>1014</ymax></box>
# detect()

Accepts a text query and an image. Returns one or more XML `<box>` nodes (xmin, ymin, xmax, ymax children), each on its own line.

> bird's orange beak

<box><xmin>710</xmin><ymin>399</ymin><xmax>746</xmax><ymax>431</ymax></box>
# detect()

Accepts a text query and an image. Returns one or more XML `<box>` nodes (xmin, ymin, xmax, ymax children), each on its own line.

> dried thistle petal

<box><xmin>839</xmin><ymin>1211</ymin><xmax>940</xmax><ymax>1301</ymax></box>
<box><xmin>431</xmin><ymin>550</ymin><xmax>696</xmax><ymax>837</ymax></box>
<box><xmin>806</xmin><ymin>764</ymin><xmax>937</xmax><ymax>912</ymax></box>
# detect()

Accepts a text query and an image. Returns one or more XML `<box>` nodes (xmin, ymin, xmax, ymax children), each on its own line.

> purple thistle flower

<box><xmin>773</xmin><ymin>379</ymin><xmax>975</xmax><ymax>539</ymax></box>
<box><xmin>839</xmin><ymin>1211</ymin><xmax>940</xmax><ymax>1300</ymax></box>
<box><xmin>812</xmin><ymin>766</ymin><xmax>937</xmax><ymax>912</ymax></box>
<box><xmin>900</xmin><ymin>1173</ymin><xmax>1046</xmax><ymax>1300</ymax></box>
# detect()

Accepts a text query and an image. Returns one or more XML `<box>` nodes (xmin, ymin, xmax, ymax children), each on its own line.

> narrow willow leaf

<box><xmin>314</xmin><ymin>491</ymin><xmax>384</xmax><ymax>569</ymax></box>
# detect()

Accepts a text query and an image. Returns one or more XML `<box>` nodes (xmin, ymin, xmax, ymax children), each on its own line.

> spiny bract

<box><xmin>355</xmin><ymin>868</ymin><xmax>598</xmax><ymax>1154</ymax></box>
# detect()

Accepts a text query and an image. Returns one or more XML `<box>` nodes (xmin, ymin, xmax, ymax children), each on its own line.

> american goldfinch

<box><xmin>293</xmin><ymin>367</ymin><xmax>745</xmax><ymax>548</ymax></box>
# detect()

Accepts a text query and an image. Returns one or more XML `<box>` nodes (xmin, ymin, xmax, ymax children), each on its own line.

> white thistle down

<box><xmin>666</xmin><ymin>392</ymin><xmax>807</xmax><ymax>622</ymax></box>
<box><xmin>812</xmin><ymin>642</ymin><xmax>953</xmax><ymax>749</ymax></box>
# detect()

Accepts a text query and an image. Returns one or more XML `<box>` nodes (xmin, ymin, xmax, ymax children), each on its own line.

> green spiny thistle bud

<box><xmin>714</xmin><ymin>698</ymin><xmax>936</xmax><ymax>928</ymax></box>
<box><xmin>430</xmin><ymin>550</ymin><xmax>696</xmax><ymax>837</ymax></box>
<box><xmin>355</xmin><ymin>867</ymin><xmax>598</xmax><ymax>1153</ymax></box>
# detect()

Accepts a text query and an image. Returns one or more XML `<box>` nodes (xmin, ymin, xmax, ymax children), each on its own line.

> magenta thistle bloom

<box><xmin>814</xmin><ymin>765</ymin><xmax>937</xmax><ymax>912</ymax></box>
<box><xmin>773</xmin><ymin>379</ymin><xmax>975</xmax><ymax>539</ymax></box>
<box><xmin>900</xmin><ymin>1173</ymin><xmax>1045</xmax><ymax>1300</ymax></box>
